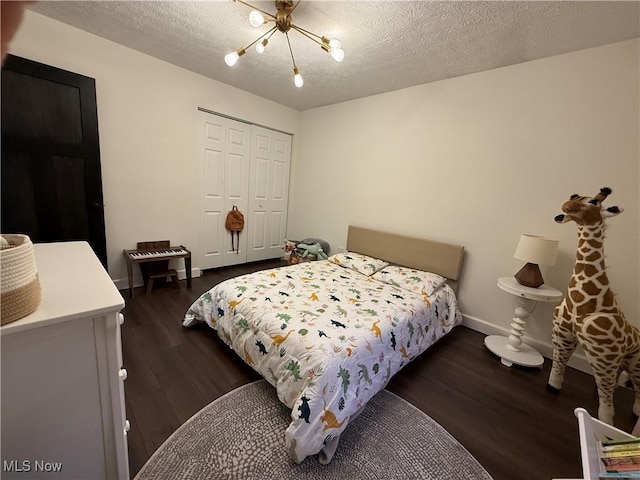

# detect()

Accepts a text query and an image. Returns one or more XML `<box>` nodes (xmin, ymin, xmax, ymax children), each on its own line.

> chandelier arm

<box><xmin>233</xmin><ymin>0</ymin><xmax>276</xmax><ymax>20</ymax></box>
<box><xmin>242</xmin><ymin>29</ymin><xmax>275</xmax><ymax>51</ymax></box>
<box><xmin>290</xmin><ymin>24</ymin><xmax>324</xmax><ymax>43</ymax></box>
<box><xmin>259</xmin><ymin>26</ymin><xmax>278</xmax><ymax>40</ymax></box>
<box><xmin>290</xmin><ymin>25</ymin><xmax>323</xmax><ymax>48</ymax></box>
<box><xmin>264</xmin><ymin>27</ymin><xmax>278</xmax><ymax>42</ymax></box>
<box><xmin>287</xmin><ymin>0</ymin><xmax>302</xmax><ymax>18</ymax></box>
<box><xmin>285</xmin><ymin>31</ymin><xmax>297</xmax><ymax>69</ymax></box>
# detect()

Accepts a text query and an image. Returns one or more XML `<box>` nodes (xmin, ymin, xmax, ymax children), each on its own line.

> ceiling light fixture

<box><xmin>225</xmin><ymin>0</ymin><xmax>345</xmax><ymax>88</ymax></box>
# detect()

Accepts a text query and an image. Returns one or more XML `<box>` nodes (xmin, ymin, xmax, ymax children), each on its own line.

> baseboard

<box><xmin>462</xmin><ymin>313</ymin><xmax>593</xmax><ymax>376</ymax></box>
<box><xmin>113</xmin><ymin>268</ymin><xmax>202</xmax><ymax>292</ymax></box>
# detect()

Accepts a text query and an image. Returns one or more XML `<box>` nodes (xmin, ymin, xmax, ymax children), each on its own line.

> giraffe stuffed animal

<box><xmin>547</xmin><ymin>187</ymin><xmax>640</xmax><ymax>425</ymax></box>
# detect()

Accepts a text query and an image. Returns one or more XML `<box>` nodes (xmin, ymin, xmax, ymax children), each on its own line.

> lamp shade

<box><xmin>513</xmin><ymin>235</ymin><xmax>559</xmax><ymax>266</ymax></box>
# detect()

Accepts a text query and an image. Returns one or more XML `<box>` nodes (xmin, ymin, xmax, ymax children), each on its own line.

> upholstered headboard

<box><xmin>345</xmin><ymin>226</ymin><xmax>465</xmax><ymax>290</ymax></box>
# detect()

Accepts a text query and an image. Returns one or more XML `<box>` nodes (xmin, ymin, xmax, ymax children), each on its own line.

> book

<box><xmin>605</xmin><ymin>465</ymin><xmax>640</xmax><ymax>473</ymax></box>
<box><xmin>603</xmin><ymin>438</ymin><xmax>640</xmax><ymax>445</ymax></box>
<box><xmin>599</xmin><ymin>473</ymin><xmax>640</xmax><ymax>479</ymax></box>
<box><xmin>602</xmin><ymin>438</ymin><xmax>640</xmax><ymax>452</ymax></box>
<box><xmin>603</xmin><ymin>456</ymin><xmax>640</xmax><ymax>467</ymax></box>
<box><xmin>603</xmin><ymin>450</ymin><xmax>640</xmax><ymax>459</ymax></box>
<box><xmin>603</xmin><ymin>443</ymin><xmax>640</xmax><ymax>450</ymax></box>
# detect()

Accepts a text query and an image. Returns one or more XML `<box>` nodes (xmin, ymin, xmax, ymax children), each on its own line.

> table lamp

<box><xmin>513</xmin><ymin>234</ymin><xmax>559</xmax><ymax>288</ymax></box>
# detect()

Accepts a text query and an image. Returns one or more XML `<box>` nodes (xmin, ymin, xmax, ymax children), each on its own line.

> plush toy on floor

<box><xmin>547</xmin><ymin>187</ymin><xmax>640</xmax><ymax>425</ymax></box>
<box><xmin>289</xmin><ymin>250</ymin><xmax>300</xmax><ymax>265</ymax></box>
<box><xmin>297</xmin><ymin>242</ymin><xmax>328</xmax><ymax>261</ymax></box>
<box><xmin>282</xmin><ymin>240</ymin><xmax>297</xmax><ymax>261</ymax></box>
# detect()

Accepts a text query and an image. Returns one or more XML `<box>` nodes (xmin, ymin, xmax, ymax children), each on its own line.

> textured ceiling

<box><xmin>28</xmin><ymin>1</ymin><xmax>639</xmax><ymax>111</ymax></box>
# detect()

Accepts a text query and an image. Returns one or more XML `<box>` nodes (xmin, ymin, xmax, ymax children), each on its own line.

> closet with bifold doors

<box><xmin>198</xmin><ymin>109</ymin><xmax>292</xmax><ymax>270</ymax></box>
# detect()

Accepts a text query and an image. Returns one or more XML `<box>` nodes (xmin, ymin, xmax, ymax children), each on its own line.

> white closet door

<box><xmin>246</xmin><ymin>126</ymin><xmax>292</xmax><ymax>262</ymax></box>
<box><xmin>199</xmin><ymin>112</ymin><xmax>250</xmax><ymax>269</ymax></box>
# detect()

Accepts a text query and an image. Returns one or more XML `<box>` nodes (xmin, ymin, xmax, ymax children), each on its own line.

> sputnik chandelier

<box><xmin>224</xmin><ymin>0</ymin><xmax>345</xmax><ymax>88</ymax></box>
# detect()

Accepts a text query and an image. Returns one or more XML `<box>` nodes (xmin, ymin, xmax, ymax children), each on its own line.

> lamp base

<box><xmin>515</xmin><ymin>262</ymin><xmax>544</xmax><ymax>288</ymax></box>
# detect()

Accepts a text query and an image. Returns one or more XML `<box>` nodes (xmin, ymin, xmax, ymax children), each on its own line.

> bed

<box><xmin>183</xmin><ymin>226</ymin><xmax>465</xmax><ymax>463</ymax></box>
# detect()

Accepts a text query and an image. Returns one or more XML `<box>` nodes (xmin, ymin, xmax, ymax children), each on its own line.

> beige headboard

<box><xmin>346</xmin><ymin>226</ymin><xmax>465</xmax><ymax>289</ymax></box>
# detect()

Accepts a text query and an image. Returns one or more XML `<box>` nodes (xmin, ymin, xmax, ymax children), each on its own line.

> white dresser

<box><xmin>1</xmin><ymin>242</ymin><xmax>129</xmax><ymax>479</ymax></box>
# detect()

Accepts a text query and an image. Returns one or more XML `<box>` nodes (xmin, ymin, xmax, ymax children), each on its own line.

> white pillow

<box><xmin>328</xmin><ymin>252</ymin><xmax>389</xmax><ymax>277</ymax></box>
<box><xmin>372</xmin><ymin>265</ymin><xmax>447</xmax><ymax>296</ymax></box>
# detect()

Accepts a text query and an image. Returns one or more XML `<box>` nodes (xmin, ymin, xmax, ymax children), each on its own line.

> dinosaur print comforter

<box><xmin>183</xmin><ymin>260</ymin><xmax>462</xmax><ymax>463</ymax></box>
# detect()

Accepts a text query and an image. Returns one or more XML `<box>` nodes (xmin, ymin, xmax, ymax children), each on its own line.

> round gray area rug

<box><xmin>135</xmin><ymin>380</ymin><xmax>493</xmax><ymax>480</ymax></box>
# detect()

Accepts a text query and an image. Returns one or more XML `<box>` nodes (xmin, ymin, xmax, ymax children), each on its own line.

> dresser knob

<box><xmin>119</xmin><ymin>368</ymin><xmax>128</xmax><ymax>381</ymax></box>
<box><xmin>118</xmin><ymin>313</ymin><xmax>125</xmax><ymax>325</ymax></box>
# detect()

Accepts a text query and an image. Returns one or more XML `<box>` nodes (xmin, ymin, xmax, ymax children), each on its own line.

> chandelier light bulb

<box><xmin>329</xmin><ymin>47</ymin><xmax>345</xmax><ymax>62</ymax></box>
<box><xmin>249</xmin><ymin>10</ymin><xmax>265</xmax><ymax>27</ymax></box>
<box><xmin>256</xmin><ymin>38</ymin><xmax>268</xmax><ymax>54</ymax></box>
<box><xmin>225</xmin><ymin>52</ymin><xmax>239</xmax><ymax>66</ymax></box>
<box><xmin>225</xmin><ymin>48</ymin><xmax>246</xmax><ymax>67</ymax></box>
<box><xmin>293</xmin><ymin>67</ymin><xmax>304</xmax><ymax>88</ymax></box>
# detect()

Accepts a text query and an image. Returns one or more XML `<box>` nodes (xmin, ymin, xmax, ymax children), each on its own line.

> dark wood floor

<box><xmin>120</xmin><ymin>260</ymin><xmax>636</xmax><ymax>480</ymax></box>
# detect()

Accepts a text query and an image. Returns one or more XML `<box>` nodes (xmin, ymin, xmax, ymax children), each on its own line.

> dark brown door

<box><xmin>1</xmin><ymin>55</ymin><xmax>107</xmax><ymax>266</ymax></box>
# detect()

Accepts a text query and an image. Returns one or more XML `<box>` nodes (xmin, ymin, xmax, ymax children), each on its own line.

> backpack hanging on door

<box><xmin>225</xmin><ymin>205</ymin><xmax>245</xmax><ymax>254</ymax></box>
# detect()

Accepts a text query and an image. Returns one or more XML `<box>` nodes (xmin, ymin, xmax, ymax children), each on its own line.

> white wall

<box><xmin>10</xmin><ymin>11</ymin><xmax>300</xmax><ymax>285</ymax></box>
<box><xmin>288</xmin><ymin>39</ymin><xmax>639</xmax><ymax>370</ymax></box>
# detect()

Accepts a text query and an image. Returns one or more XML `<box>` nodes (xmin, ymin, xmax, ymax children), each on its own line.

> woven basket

<box><xmin>1</xmin><ymin>234</ymin><xmax>41</xmax><ymax>325</ymax></box>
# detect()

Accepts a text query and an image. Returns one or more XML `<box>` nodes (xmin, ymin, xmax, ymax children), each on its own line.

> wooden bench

<box><xmin>146</xmin><ymin>269</ymin><xmax>180</xmax><ymax>295</ymax></box>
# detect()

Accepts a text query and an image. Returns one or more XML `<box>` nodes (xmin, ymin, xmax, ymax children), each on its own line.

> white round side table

<box><xmin>484</xmin><ymin>276</ymin><xmax>563</xmax><ymax>368</ymax></box>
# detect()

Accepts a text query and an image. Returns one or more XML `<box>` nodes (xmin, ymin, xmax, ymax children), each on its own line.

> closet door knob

<box><xmin>119</xmin><ymin>368</ymin><xmax>128</xmax><ymax>381</ymax></box>
<box><xmin>124</xmin><ymin>420</ymin><xmax>131</xmax><ymax>434</ymax></box>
